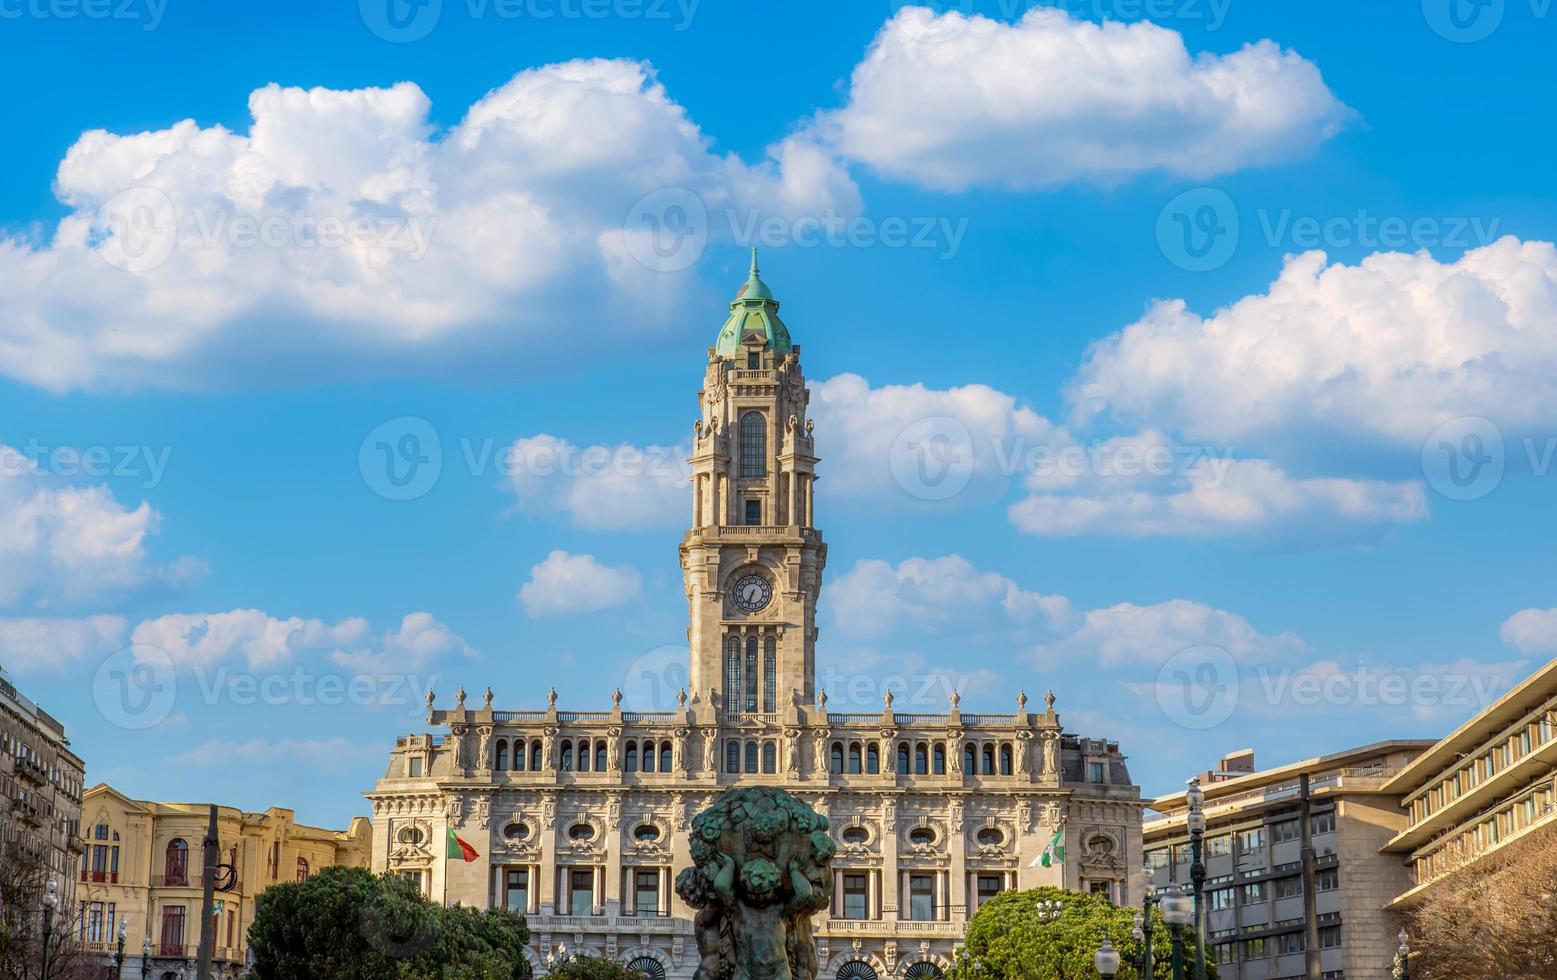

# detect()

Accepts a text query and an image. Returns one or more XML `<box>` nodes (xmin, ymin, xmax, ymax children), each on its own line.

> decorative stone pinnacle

<box><xmin>1044</xmin><ymin>689</ymin><xmax>1056</xmax><ymax>710</ymax></box>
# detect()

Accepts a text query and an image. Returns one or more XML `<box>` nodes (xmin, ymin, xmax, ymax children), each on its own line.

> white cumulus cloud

<box><xmin>130</xmin><ymin>608</ymin><xmax>471</xmax><ymax>672</ymax></box>
<box><xmin>0</xmin><ymin>59</ymin><xmax>857</xmax><ymax>392</ymax></box>
<box><xmin>518</xmin><ymin>550</ymin><xmax>643</xmax><ymax>618</ymax></box>
<box><xmin>503</xmin><ymin>435</ymin><xmax>690</xmax><ymax>531</ymax></box>
<box><xmin>0</xmin><ymin>615</ymin><xmax>128</xmax><ymax>673</ymax></box>
<box><xmin>1070</xmin><ymin>239</ymin><xmax>1557</xmax><ymax>449</ymax></box>
<box><xmin>1500</xmin><ymin>607</ymin><xmax>1557</xmax><ymax>654</ymax></box>
<box><xmin>816</xmin><ymin>6</ymin><xmax>1351</xmax><ymax>191</ymax></box>
<box><xmin>1032</xmin><ymin>598</ymin><xmax>1307</xmax><ymax>668</ymax></box>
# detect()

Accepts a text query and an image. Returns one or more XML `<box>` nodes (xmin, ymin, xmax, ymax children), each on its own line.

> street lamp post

<box><xmin>1159</xmin><ymin>888</ymin><xmax>1194</xmax><ymax>980</ymax></box>
<box><xmin>1139</xmin><ymin>862</ymin><xmax>1158</xmax><ymax>979</ymax></box>
<box><xmin>141</xmin><ymin>935</ymin><xmax>152</xmax><ymax>980</ymax></box>
<box><xmin>1094</xmin><ymin>936</ymin><xmax>1121</xmax><ymax>980</ymax></box>
<box><xmin>1392</xmin><ymin>929</ymin><xmax>1410</xmax><ymax>980</ymax></box>
<box><xmin>116</xmin><ymin>919</ymin><xmax>129</xmax><ymax>978</ymax></box>
<box><xmin>1185</xmin><ymin>778</ymin><xmax>1208</xmax><ymax>980</ymax></box>
<box><xmin>40</xmin><ymin>877</ymin><xmax>58</xmax><ymax>980</ymax></box>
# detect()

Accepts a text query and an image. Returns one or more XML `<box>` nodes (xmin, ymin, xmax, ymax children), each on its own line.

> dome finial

<box><xmin>750</xmin><ymin>247</ymin><xmax>760</xmax><ymax>279</ymax></box>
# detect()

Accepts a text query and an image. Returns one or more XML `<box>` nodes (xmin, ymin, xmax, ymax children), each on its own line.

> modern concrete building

<box><xmin>76</xmin><ymin>784</ymin><xmax>371</xmax><ymax>979</ymax></box>
<box><xmin>367</xmin><ymin>256</ymin><xmax>1148</xmax><ymax>980</ymax></box>
<box><xmin>1145</xmin><ymin>741</ymin><xmax>1431</xmax><ymax>980</ymax></box>
<box><xmin>0</xmin><ymin>665</ymin><xmax>86</xmax><ymax>911</ymax></box>
<box><xmin>1378</xmin><ymin>657</ymin><xmax>1557</xmax><ymax>909</ymax></box>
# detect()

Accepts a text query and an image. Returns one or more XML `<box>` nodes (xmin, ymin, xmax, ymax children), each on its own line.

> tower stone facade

<box><xmin>367</xmin><ymin>257</ymin><xmax>1145</xmax><ymax>980</ymax></box>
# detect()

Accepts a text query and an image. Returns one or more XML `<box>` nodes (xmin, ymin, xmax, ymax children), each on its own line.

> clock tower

<box><xmin>680</xmin><ymin>251</ymin><xmax>826</xmax><ymax>716</ymax></box>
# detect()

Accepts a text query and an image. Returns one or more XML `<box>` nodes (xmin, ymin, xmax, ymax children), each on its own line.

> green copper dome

<box><xmin>714</xmin><ymin>249</ymin><xmax>793</xmax><ymax>356</ymax></box>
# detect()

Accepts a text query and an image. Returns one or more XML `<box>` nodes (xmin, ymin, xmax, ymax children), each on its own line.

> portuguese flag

<box><xmin>447</xmin><ymin>828</ymin><xmax>479</xmax><ymax>862</ymax></box>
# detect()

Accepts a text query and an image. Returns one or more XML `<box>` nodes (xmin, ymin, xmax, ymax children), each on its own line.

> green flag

<box><xmin>1036</xmin><ymin>821</ymin><xmax>1066</xmax><ymax>868</ymax></box>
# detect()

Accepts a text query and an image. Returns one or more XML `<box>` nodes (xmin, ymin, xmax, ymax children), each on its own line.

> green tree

<box><xmin>249</xmin><ymin>866</ymin><xmax>530</xmax><ymax>980</ymax></box>
<box><xmin>946</xmin><ymin>887</ymin><xmax>1216</xmax><ymax>980</ymax></box>
<box><xmin>541</xmin><ymin>954</ymin><xmax>655</xmax><ymax>980</ymax></box>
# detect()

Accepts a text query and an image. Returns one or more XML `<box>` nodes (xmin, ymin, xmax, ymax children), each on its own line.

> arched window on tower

<box><xmin>642</xmin><ymin>740</ymin><xmax>656</xmax><ymax>773</ymax></box>
<box><xmin>531</xmin><ymin>740</ymin><xmax>542</xmax><ymax>772</ymax></box>
<box><xmin>577</xmin><ymin>739</ymin><xmax>591</xmax><ymax>772</ymax></box>
<box><xmin>494</xmin><ymin>740</ymin><xmax>508</xmax><ymax>771</ymax></box>
<box><xmin>726</xmin><ymin>637</ymin><xmax>743</xmax><ymax>712</ymax></box>
<box><xmin>847</xmin><ymin>742</ymin><xmax>863</xmax><ymax>775</ymax></box>
<box><xmin>744</xmin><ymin>741</ymin><xmax>759</xmax><ymax>774</ymax></box>
<box><xmin>897</xmin><ymin>743</ymin><xmax>911</xmax><ymax>775</ymax></box>
<box><xmin>660</xmin><ymin>742</ymin><xmax>673</xmax><ymax>772</ymax></box>
<box><xmin>1000</xmin><ymin>744</ymin><xmax>1013</xmax><ymax>776</ymax></box>
<box><xmin>740</xmin><ymin>412</ymin><xmax>767</xmax><ymax>477</ymax></box>
<box><xmin>762</xmin><ymin>636</ymin><xmax>777</xmax><ymax>712</ymax></box>
<box><xmin>982</xmin><ymin>744</ymin><xmax>996</xmax><ymax>776</ymax></box>
<box><xmin>866</xmin><ymin>743</ymin><xmax>880</xmax><ymax>775</ymax></box>
<box><xmin>625</xmin><ymin>742</ymin><xmax>639</xmax><ymax>773</ymax></box>
<box><xmin>830</xmin><ymin>742</ymin><xmax>844</xmax><ymax>774</ymax></box>
<box><xmin>726</xmin><ymin>740</ymin><xmax>742</xmax><ymax>774</ymax></box>
<box><xmin>560</xmin><ymin>741</ymin><xmax>574</xmax><ymax>772</ymax></box>
<box><xmin>164</xmin><ymin>839</ymin><xmax>188</xmax><ymax>886</ymax></box>
<box><xmin>744</xmin><ymin>637</ymin><xmax>759</xmax><ymax>712</ymax></box>
<box><xmin>762</xmin><ymin>741</ymin><xmax>777</xmax><ymax>773</ymax></box>
<box><xmin>933</xmin><ymin>744</ymin><xmax>946</xmax><ymax>775</ymax></box>
<box><xmin>915</xmin><ymin>742</ymin><xmax>929</xmax><ymax>775</ymax></box>
<box><xmin>964</xmin><ymin>743</ymin><xmax>977</xmax><ymax>775</ymax></box>
<box><xmin>595</xmin><ymin>742</ymin><xmax>607</xmax><ymax>772</ymax></box>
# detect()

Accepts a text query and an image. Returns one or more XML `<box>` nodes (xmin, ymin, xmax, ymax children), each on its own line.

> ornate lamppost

<box><xmin>115</xmin><ymin>918</ymin><xmax>129</xmax><ymax>978</ymax></box>
<box><xmin>141</xmin><ymin>934</ymin><xmax>152</xmax><ymax>980</ymax></box>
<box><xmin>1392</xmin><ymin>928</ymin><xmax>1410</xmax><ymax>980</ymax></box>
<box><xmin>1185</xmin><ymin>777</ymin><xmax>1208</xmax><ymax>980</ymax></box>
<box><xmin>1035</xmin><ymin>897</ymin><xmax>1064</xmax><ymax>924</ymax></box>
<box><xmin>546</xmin><ymin>942</ymin><xmax>571</xmax><ymax>972</ymax></box>
<box><xmin>40</xmin><ymin>877</ymin><xmax>58</xmax><ymax>980</ymax></box>
<box><xmin>1138</xmin><ymin>861</ymin><xmax>1160</xmax><ymax>979</ymax></box>
<box><xmin>1094</xmin><ymin>936</ymin><xmax>1121</xmax><ymax>980</ymax></box>
<box><xmin>1159</xmin><ymin>887</ymin><xmax>1194</xmax><ymax>980</ymax></box>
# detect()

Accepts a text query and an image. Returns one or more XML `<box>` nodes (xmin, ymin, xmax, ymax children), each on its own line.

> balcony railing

<box><xmin>80</xmin><ymin>869</ymin><xmax>120</xmax><ymax>884</ymax></box>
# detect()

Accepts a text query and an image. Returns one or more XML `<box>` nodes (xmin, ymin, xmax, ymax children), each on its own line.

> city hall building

<box><xmin>366</xmin><ymin>257</ymin><xmax>1145</xmax><ymax>980</ymax></box>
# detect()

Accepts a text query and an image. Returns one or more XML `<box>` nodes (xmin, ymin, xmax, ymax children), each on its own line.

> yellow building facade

<box><xmin>76</xmin><ymin>784</ymin><xmax>371</xmax><ymax>978</ymax></box>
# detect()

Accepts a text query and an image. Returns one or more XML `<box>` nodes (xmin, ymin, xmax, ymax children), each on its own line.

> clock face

<box><xmin>732</xmin><ymin>574</ymin><xmax>774</xmax><ymax>613</ymax></box>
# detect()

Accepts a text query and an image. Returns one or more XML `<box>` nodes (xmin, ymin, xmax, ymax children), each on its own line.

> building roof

<box><xmin>1378</xmin><ymin>657</ymin><xmax>1557</xmax><ymax>798</ymax></box>
<box><xmin>713</xmin><ymin>249</ymin><xmax>793</xmax><ymax>356</ymax></box>
<box><xmin>1146</xmin><ymin>739</ymin><xmax>1435</xmax><ymax>827</ymax></box>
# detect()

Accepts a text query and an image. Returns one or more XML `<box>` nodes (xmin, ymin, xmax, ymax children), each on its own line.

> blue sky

<box><xmin>3</xmin><ymin>0</ymin><xmax>1556</xmax><ymax>828</ymax></box>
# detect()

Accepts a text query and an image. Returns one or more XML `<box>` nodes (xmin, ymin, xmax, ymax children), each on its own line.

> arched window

<box><xmin>627</xmin><ymin>957</ymin><xmax>667</xmax><ymax>980</ymax></box>
<box><xmin>915</xmin><ymin>742</ymin><xmax>929</xmax><ymax>775</ymax></box>
<box><xmin>744</xmin><ymin>637</ymin><xmax>759</xmax><ymax>712</ymax></box>
<box><xmin>560</xmin><ymin>741</ymin><xmax>574</xmax><ymax>772</ymax></box>
<box><xmin>1000</xmin><ymin>744</ymin><xmax>1013</xmax><ymax>776</ymax></box>
<box><xmin>848</xmin><ymin>743</ymin><xmax>863</xmax><ymax>775</ymax></box>
<box><xmin>982</xmin><ymin>744</ymin><xmax>996</xmax><ymax>776</ymax></box>
<box><xmin>830</xmin><ymin>742</ymin><xmax>844</xmax><ymax>774</ymax></box>
<box><xmin>531</xmin><ymin>741</ymin><xmax>542</xmax><ymax>771</ymax></box>
<box><xmin>964</xmin><ymin>743</ymin><xmax>977</xmax><ymax>775</ymax></box>
<box><xmin>866</xmin><ymin>743</ymin><xmax>880</xmax><ymax>775</ymax></box>
<box><xmin>726</xmin><ymin>638</ymin><xmax>743</xmax><ymax>711</ymax></box>
<box><xmin>94</xmin><ymin>823</ymin><xmax>110</xmax><ymax>840</ymax></box>
<box><xmin>164</xmin><ymin>839</ymin><xmax>188</xmax><ymax>886</ymax></box>
<box><xmin>897</xmin><ymin>743</ymin><xmax>911</xmax><ymax>775</ymax></box>
<box><xmin>905</xmin><ymin>963</ymin><xmax>944</xmax><ymax>980</ymax></box>
<box><xmin>933</xmin><ymin>744</ymin><xmax>946</xmax><ymax>775</ymax></box>
<box><xmin>495</xmin><ymin>740</ymin><xmax>508</xmax><ymax>771</ymax></box>
<box><xmin>740</xmin><ymin>412</ymin><xmax>766</xmax><ymax>477</ymax></box>
<box><xmin>642</xmin><ymin>740</ymin><xmax>656</xmax><ymax>773</ymax></box>
<box><xmin>626</xmin><ymin>742</ymin><xmax>639</xmax><ymax>773</ymax></box>
<box><xmin>836</xmin><ymin>961</ymin><xmax>879</xmax><ymax>980</ymax></box>
<box><xmin>595</xmin><ymin>742</ymin><xmax>607</xmax><ymax>772</ymax></box>
<box><xmin>296</xmin><ymin>858</ymin><xmax>309</xmax><ymax>882</ymax></box>
<box><xmin>762</xmin><ymin>741</ymin><xmax>777</xmax><ymax>774</ymax></box>
<box><xmin>762</xmin><ymin>636</ymin><xmax>777</xmax><ymax>712</ymax></box>
<box><xmin>660</xmin><ymin>742</ymin><xmax>673</xmax><ymax>772</ymax></box>
<box><xmin>577</xmin><ymin>740</ymin><xmax>591</xmax><ymax>772</ymax></box>
<box><xmin>727</xmin><ymin>740</ymin><xmax>742</xmax><ymax>774</ymax></box>
<box><xmin>744</xmin><ymin>741</ymin><xmax>759</xmax><ymax>774</ymax></box>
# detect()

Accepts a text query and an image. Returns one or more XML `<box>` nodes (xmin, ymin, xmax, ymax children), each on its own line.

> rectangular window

<box><xmin>1088</xmin><ymin>880</ymin><xmax>1113</xmax><ymax>902</ymax></box>
<box><xmin>160</xmin><ymin>907</ymin><xmax>187</xmax><ymax>955</ymax></box>
<box><xmin>570</xmin><ymin>869</ymin><xmax>595</xmax><ymax>917</ymax></box>
<box><xmin>1271</xmin><ymin>819</ymin><xmax>1301</xmax><ymax>843</ymax></box>
<box><xmin>976</xmin><ymin>875</ymin><xmax>1003</xmax><ymax>905</ymax></box>
<box><xmin>1240</xmin><ymin>938</ymin><xmax>1267</xmax><ymax>960</ymax></box>
<box><xmin>908</xmin><ymin>874</ymin><xmax>935</xmax><ymax>920</ymax></box>
<box><xmin>408</xmin><ymin>757</ymin><xmax>423</xmax><ymax>778</ymax></box>
<box><xmin>1146</xmin><ymin>848</ymin><xmax>1170</xmax><ymax>870</ymax></box>
<box><xmin>745</xmin><ymin>499</ymin><xmax>763</xmax><ymax>525</ymax></box>
<box><xmin>1276</xmin><ymin>932</ymin><xmax>1304</xmax><ymax>955</ymax></box>
<box><xmin>747</xmin><ymin>352</ymin><xmax>760</xmax><ymax>370</ymax></box>
<box><xmin>1273</xmin><ymin>876</ymin><xmax>1302</xmax><ymax>899</ymax></box>
<box><xmin>1208</xmin><ymin>888</ymin><xmax>1235</xmax><ymax>911</ymax></box>
<box><xmin>1238</xmin><ymin>828</ymin><xmax>1267</xmax><ymax>852</ymax></box>
<box><xmin>505</xmin><ymin>868</ymin><xmax>529</xmax><ymax>914</ymax></box>
<box><xmin>1205</xmin><ymin>835</ymin><xmax>1231</xmax><ymax>857</ymax></box>
<box><xmin>635</xmin><ymin>869</ymin><xmax>661</xmax><ymax>916</ymax></box>
<box><xmin>1316</xmin><ymin>868</ymin><xmax>1338</xmax><ymax>892</ymax></box>
<box><xmin>1088</xmin><ymin>762</ymin><xmax>1105</xmax><ymax>782</ymax></box>
<box><xmin>1214</xmin><ymin>944</ymin><xmax>1236</xmax><ymax>965</ymax></box>
<box><xmin>1310</xmin><ymin>811</ymin><xmax>1335</xmax><ymax>835</ymax></box>
<box><xmin>1319</xmin><ymin>925</ymin><xmax>1342</xmax><ymax>949</ymax></box>
<box><xmin>1240</xmin><ymin>882</ymin><xmax>1265</xmax><ymax>905</ymax></box>
<box><xmin>842</xmin><ymin>874</ymin><xmax>868</xmax><ymax>920</ymax></box>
